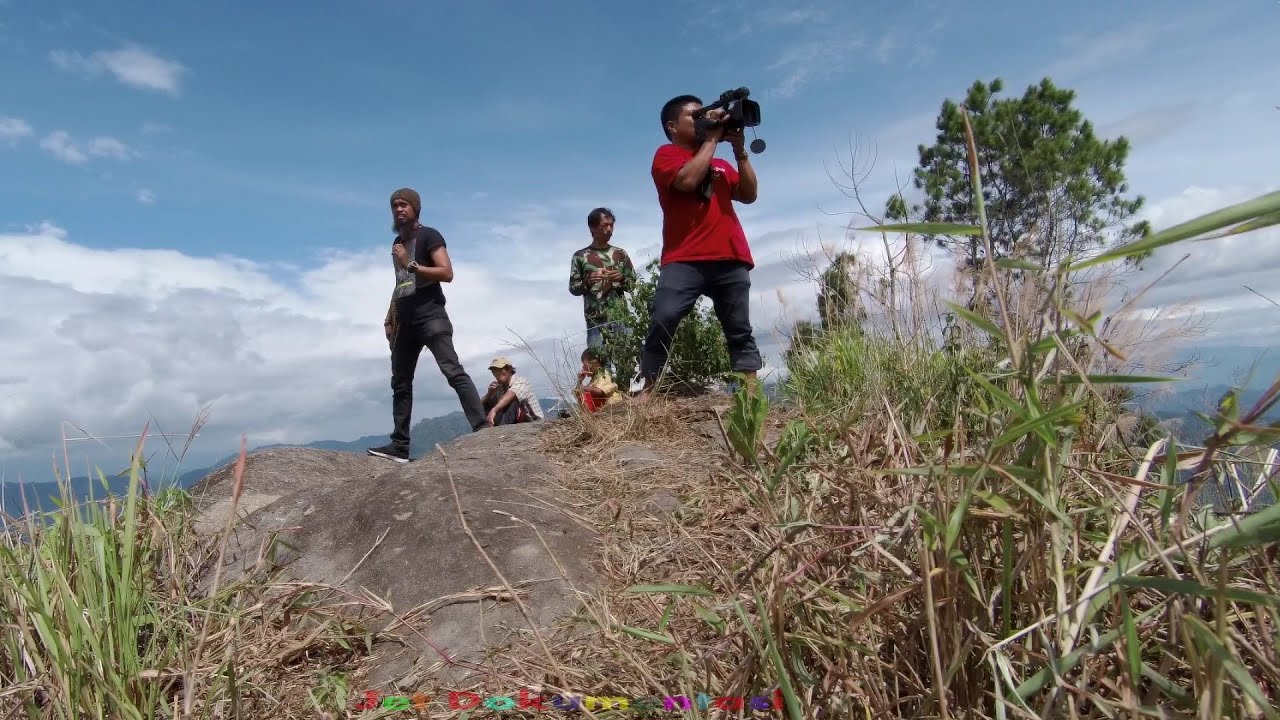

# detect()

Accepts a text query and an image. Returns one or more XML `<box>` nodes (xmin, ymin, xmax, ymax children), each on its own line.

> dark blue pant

<box><xmin>390</xmin><ymin>309</ymin><xmax>487</xmax><ymax>449</ymax></box>
<box><xmin>639</xmin><ymin>260</ymin><xmax>762</xmax><ymax>382</ymax></box>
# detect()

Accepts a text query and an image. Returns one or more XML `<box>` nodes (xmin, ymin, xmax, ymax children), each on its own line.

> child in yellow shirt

<box><xmin>575</xmin><ymin>347</ymin><xmax>623</xmax><ymax>412</ymax></box>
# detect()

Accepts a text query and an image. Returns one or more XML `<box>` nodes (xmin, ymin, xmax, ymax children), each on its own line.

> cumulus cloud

<box><xmin>136</xmin><ymin>188</ymin><xmax>156</xmax><ymax>205</ymax></box>
<box><xmin>39</xmin><ymin>130</ymin><xmax>134</xmax><ymax>165</ymax></box>
<box><xmin>0</xmin><ymin>115</ymin><xmax>33</xmax><ymax>145</ymax></box>
<box><xmin>1123</xmin><ymin>185</ymin><xmax>1280</xmax><ymax>344</ymax></box>
<box><xmin>50</xmin><ymin>44</ymin><xmax>187</xmax><ymax>96</ymax></box>
<box><xmin>0</xmin><ymin>216</ymin><xmax>827</xmax><ymax>480</ymax></box>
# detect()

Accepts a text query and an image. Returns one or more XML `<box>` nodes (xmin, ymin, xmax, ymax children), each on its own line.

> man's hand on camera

<box><xmin>725</xmin><ymin>127</ymin><xmax>746</xmax><ymax>154</ymax></box>
<box><xmin>702</xmin><ymin>108</ymin><xmax>728</xmax><ymax>144</ymax></box>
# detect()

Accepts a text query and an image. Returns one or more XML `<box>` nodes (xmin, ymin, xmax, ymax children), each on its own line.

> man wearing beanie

<box><xmin>369</xmin><ymin>187</ymin><xmax>489</xmax><ymax>463</ymax></box>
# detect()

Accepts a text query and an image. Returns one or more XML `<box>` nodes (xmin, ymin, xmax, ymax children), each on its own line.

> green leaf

<box><xmin>992</xmin><ymin>400</ymin><xmax>1086</xmax><ymax>451</ymax></box>
<box><xmin>1198</xmin><ymin>210</ymin><xmax>1280</xmax><ymax>239</ymax></box>
<box><xmin>1012</xmin><ymin>604</ymin><xmax>1163</xmax><ymax>700</ymax></box>
<box><xmin>1119</xmin><ymin>588</ymin><xmax>1142</xmax><ymax>688</ymax></box>
<box><xmin>616</xmin><ymin>624</ymin><xmax>676</xmax><ymax>645</ymax></box>
<box><xmin>1206</xmin><ymin>498</ymin><xmax>1280</xmax><ymax>551</ymax></box>
<box><xmin>1068</xmin><ymin>190</ymin><xmax>1280</xmax><ymax>271</ymax></box>
<box><xmin>691</xmin><ymin>602</ymin><xmax>726</xmax><ymax>634</ymax></box>
<box><xmin>625</xmin><ymin>583</ymin><xmax>714</xmax><ymax>597</ymax></box>
<box><xmin>1184</xmin><ymin>615</ymin><xmax>1280</xmax><ymax>720</ymax></box>
<box><xmin>974</xmin><ymin>490</ymin><xmax>1019</xmax><ymax>516</ymax></box>
<box><xmin>1056</xmin><ymin>374</ymin><xmax>1178</xmax><ymax>385</ymax></box>
<box><xmin>1002</xmin><ymin>470</ymin><xmax>1073</xmax><ymax>526</ymax></box>
<box><xmin>1115</xmin><ymin>576</ymin><xmax>1280</xmax><ymax>607</ymax></box>
<box><xmin>946</xmin><ymin>302</ymin><xmax>1004</xmax><ymax>340</ymax></box>
<box><xmin>857</xmin><ymin>221</ymin><xmax>984</xmax><ymax>236</ymax></box>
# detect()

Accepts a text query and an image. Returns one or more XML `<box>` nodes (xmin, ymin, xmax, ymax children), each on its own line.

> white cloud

<box><xmin>87</xmin><ymin>136</ymin><xmax>132</xmax><ymax>159</ymax></box>
<box><xmin>38</xmin><ymin>130</ymin><xmax>134</xmax><ymax>165</ymax></box>
<box><xmin>50</xmin><ymin>44</ymin><xmax>187</xmax><ymax>96</ymax></box>
<box><xmin>39</xmin><ymin>131</ymin><xmax>86</xmax><ymax>164</ymax></box>
<box><xmin>0</xmin><ymin>115</ymin><xmax>33</xmax><ymax>144</ymax></box>
<box><xmin>136</xmin><ymin>188</ymin><xmax>156</xmax><ymax>205</ymax></box>
<box><xmin>766</xmin><ymin>34</ymin><xmax>867</xmax><ymax>99</ymax></box>
<box><xmin>0</xmin><ymin>217</ymin><xmax>832</xmax><ymax>480</ymax></box>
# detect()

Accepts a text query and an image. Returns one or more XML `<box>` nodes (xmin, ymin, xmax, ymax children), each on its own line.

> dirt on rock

<box><xmin>188</xmin><ymin>422</ymin><xmax>600</xmax><ymax>691</ymax></box>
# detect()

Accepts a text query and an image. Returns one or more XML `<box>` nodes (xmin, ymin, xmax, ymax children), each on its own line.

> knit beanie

<box><xmin>390</xmin><ymin>188</ymin><xmax>421</xmax><ymax>217</ymax></box>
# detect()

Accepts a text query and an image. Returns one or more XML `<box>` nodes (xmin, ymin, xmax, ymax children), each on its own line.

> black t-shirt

<box><xmin>392</xmin><ymin>225</ymin><xmax>448</xmax><ymax>314</ymax></box>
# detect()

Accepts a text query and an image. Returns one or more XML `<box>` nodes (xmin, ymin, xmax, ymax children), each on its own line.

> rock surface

<box><xmin>188</xmin><ymin>422</ymin><xmax>599</xmax><ymax>688</ymax></box>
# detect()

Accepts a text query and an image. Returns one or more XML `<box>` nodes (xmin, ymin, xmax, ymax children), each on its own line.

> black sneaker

<box><xmin>367</xmin><ymin>443</ymin><xmax>410</xmax><ymax>463</ymax></box>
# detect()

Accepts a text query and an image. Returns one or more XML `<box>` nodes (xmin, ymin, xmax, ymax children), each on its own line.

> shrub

<box><xmin>601</xmin><ymin>258</ymin><xmax>734</xmax><ymax>392</ymax></box>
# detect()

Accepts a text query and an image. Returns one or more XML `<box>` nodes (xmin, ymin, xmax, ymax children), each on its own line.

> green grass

<box><xmin>528</xmin><ymin>114</ymin><xmax>1280</xmax><ymax>720</ymax></box>
<box><xmin>0</xmin><ymin>434</ymin><xmax>372</xmax><ymax>719</ymax></box>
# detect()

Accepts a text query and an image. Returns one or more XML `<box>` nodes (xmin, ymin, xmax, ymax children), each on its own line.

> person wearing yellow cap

<box><xmin>479</xmin><ymin>356</ymin><xmax>544</xmax><ymax>425</ymax></box>
<box><xmin>368</xmin><ymin>187</ymin><xmax>488</xmax><ymax>463</ymax></box>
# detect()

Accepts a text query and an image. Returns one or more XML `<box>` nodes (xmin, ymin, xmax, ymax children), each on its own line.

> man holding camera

<box><xmin>636</xmin><ymin>94</ymin><xmax>762</xmax><ymax>401</ymax></box>
<box><xmin>368</xmin><ymin>188</ymin><xmax>489</xmax><ymax>463</ymax></box>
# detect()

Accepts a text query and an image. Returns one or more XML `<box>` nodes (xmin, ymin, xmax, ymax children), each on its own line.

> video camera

<box><xmin>692</xmin><ymin>87</ymin><xmax>766</xmax><ymax>154</ymax></box>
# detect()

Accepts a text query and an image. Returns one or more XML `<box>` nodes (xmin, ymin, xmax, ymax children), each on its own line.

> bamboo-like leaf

<box><xmin>946</xmin><ymin>302</ymin><xmax>1004</xmax><ymax>340</ymax></box>
<box><xmin>1119</xmin><ymin>588</ymin><xmax>1142</xmax><ymax>690</ymax></box>
<box><xmin>974</xmin><ymin>490</ymin><xmax>1020</xmax><ymax>517</ymax></box>
<box><xmin>1116</xmin><ymin>576</ymin><xmax>1280</xmax><ymax>607</ymax></box>
<box><xmin>1002</xmin><ymin>470</ymin><xmax>1073</xmax><ymax>526</ymax></box>
<box><xmin>858</xmin><ymin>221</ymin><xmax>985</xmax><ymax>236</ymax></box>
<box><xmin>1184</xmin><ymin>615</ymin><xmax>1280</xmax><ymax>720</ymax></box>
<box><xmin>657</xmin><ymin>602</ymin><xmax>676</xmax><ymax>632</ymax></box>
<box><xmin>1068</xmin><ymin>190</ymin><xmax>1280</xmax><ymax>271</ymax></box>
<box><xmin>964</xmin><ymin>368</ymin><xmax>1027</xmax><ymax>418</ymax></box>
<box><xmin>1141</xmin><ymin>663</ymin><xmax>1194</xmax><ymax>708</ymax></box>
<box><xmin>992</xmin><ymin>401</ymin><xmax>1086</xmax><ymax>451</ymax></box>
<box><xmin>1012</xmin><ymin>604</ymin><xmax>1163</xmax><ymax>700</ymax></box>
<box><xmin>1226</xmin><ymin>209</ymin><xmax>1280</xmax><ymax>234</ymax></box>
<box><xmin>615</xmin><ymin>624</ymin><xmax>676</xmax><ymax>645</ymax></box>
<box><xmin>691</xmin><ymin>602</ymin><xmax>726</xmax><ymax>634</ymax></box>
<box><xmin>1206</xmin><ymin>499</ymin><xmax>1280</xmax><ymax>551</ymax></box>
<box><xmin>1056</xmin><ymin>374</ymin><xmax>1178</xmax><ymax>385</ymax></box>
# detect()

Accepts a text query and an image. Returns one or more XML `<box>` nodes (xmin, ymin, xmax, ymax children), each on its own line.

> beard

<box><xmin>392</xmin><ymin>215</ymin><xmax>417</xmax><ymax>232</ymax></box>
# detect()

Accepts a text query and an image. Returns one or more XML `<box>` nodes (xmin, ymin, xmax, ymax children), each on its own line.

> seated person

<box><xmin>482</xmin><ymin>356</ymin><xmax>544</xmax><ymax>426</ymax></box>
<box><xmin>575</xmin><ymin>347</ymin><xmax>624</xmax><ymax>412</ymax></box>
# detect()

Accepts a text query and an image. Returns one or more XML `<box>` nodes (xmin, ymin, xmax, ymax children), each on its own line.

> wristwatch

<box><xmin>406</xmin><ymin>260</ymin><xmax>419</xmax><ymax>273</ymax></box>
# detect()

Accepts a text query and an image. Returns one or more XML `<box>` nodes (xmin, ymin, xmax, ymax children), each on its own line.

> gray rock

<box><xmin>189</xmin><ymin>421</ymin><xmax>598</xmax><ymax>689</ymax></box>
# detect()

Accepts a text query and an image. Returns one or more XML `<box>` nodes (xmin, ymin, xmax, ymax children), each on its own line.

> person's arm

<box><xmin>618</xmin><ymin>252</ymin><xmax>637</xmax><ymax>292</ymax></box>
<box><xmin>729</xmin><ymin>132</ymin><xmax>758</xmax><ymax>204</ymax></box>
<box><xmin>406</xmin><ymin>227</ymin><xmax>454</xmax><ymax>283</ymax></box>
<box><xmin>652</xmin><ymin>116</ymin><xmax>725</xmax><ymax>194</ymax></box>
<box><xmin>569</xmin><ymin>253</ymin><xmax>589</xmax><ymax>297</ymax></box>
<box><xmin>492</xmin><ymin>389</ymin><xmax>517</xmax><ymax>412</ymax></box>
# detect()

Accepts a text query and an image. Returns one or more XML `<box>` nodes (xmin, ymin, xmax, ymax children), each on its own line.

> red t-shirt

<box><xmin>650</xmin><ymin>143</ymin><xmax>754</xmax><ymax>268</ymax></box>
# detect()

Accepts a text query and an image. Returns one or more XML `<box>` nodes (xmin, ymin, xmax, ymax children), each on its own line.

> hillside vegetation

<box><xmin>4</xmin><ymin>76</ymin><xmax>1280</xmax><ymax>719</ymax></box>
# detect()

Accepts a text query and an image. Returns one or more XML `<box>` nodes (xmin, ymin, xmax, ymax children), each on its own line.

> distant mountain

<box><xmin>2</xmin><ymin>398</ymin><xmax>563</xmax><ymax>515</ymax></box>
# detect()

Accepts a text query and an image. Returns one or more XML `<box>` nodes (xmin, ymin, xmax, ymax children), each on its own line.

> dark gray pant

<box><xmin>639</xmin><ymin>260</ymin><xmax>763</xmax><ymax>382</ymax></box>
<box><xmin>390</xmin><ymin>309</ymin><xmax>487</xmax><ymax>449</ymax></box>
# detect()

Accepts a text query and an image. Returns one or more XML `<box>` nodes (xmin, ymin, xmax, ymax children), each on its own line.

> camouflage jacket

<box><xmin>568</xmin><ymin>244</ymin><xmax>637</xmax><ymax>328</ymax></box>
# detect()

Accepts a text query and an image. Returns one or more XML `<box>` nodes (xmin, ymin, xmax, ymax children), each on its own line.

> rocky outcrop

<box><xmin>188</xmin><ymin>422</ymin><xmax>600</xmax><ymax>688</ymax></box>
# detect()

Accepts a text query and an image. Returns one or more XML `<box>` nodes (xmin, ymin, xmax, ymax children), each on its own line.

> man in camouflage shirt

<box><xmin>568</xmin><ymin>207</ymin><xmax>637</xmax><ymax>350</ymax></box>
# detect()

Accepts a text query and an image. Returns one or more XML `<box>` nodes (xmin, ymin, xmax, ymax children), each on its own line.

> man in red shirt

<box><xmin>637</xmin><ymin>94</ymin><xmax>762</xmax><ymax>400</ymax></box>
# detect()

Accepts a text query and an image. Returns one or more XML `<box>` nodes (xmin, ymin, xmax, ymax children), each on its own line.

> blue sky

<box><xmin>1</xmin><ymin>0</ymin><xmax>1277</xmax><ymax>484</ymax></box>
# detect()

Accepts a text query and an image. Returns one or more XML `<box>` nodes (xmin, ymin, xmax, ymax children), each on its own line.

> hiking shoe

<box><xmin>367</xmin><ymin>443</ymin><xmax>410</xmax><ymax>463</ymax></box>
